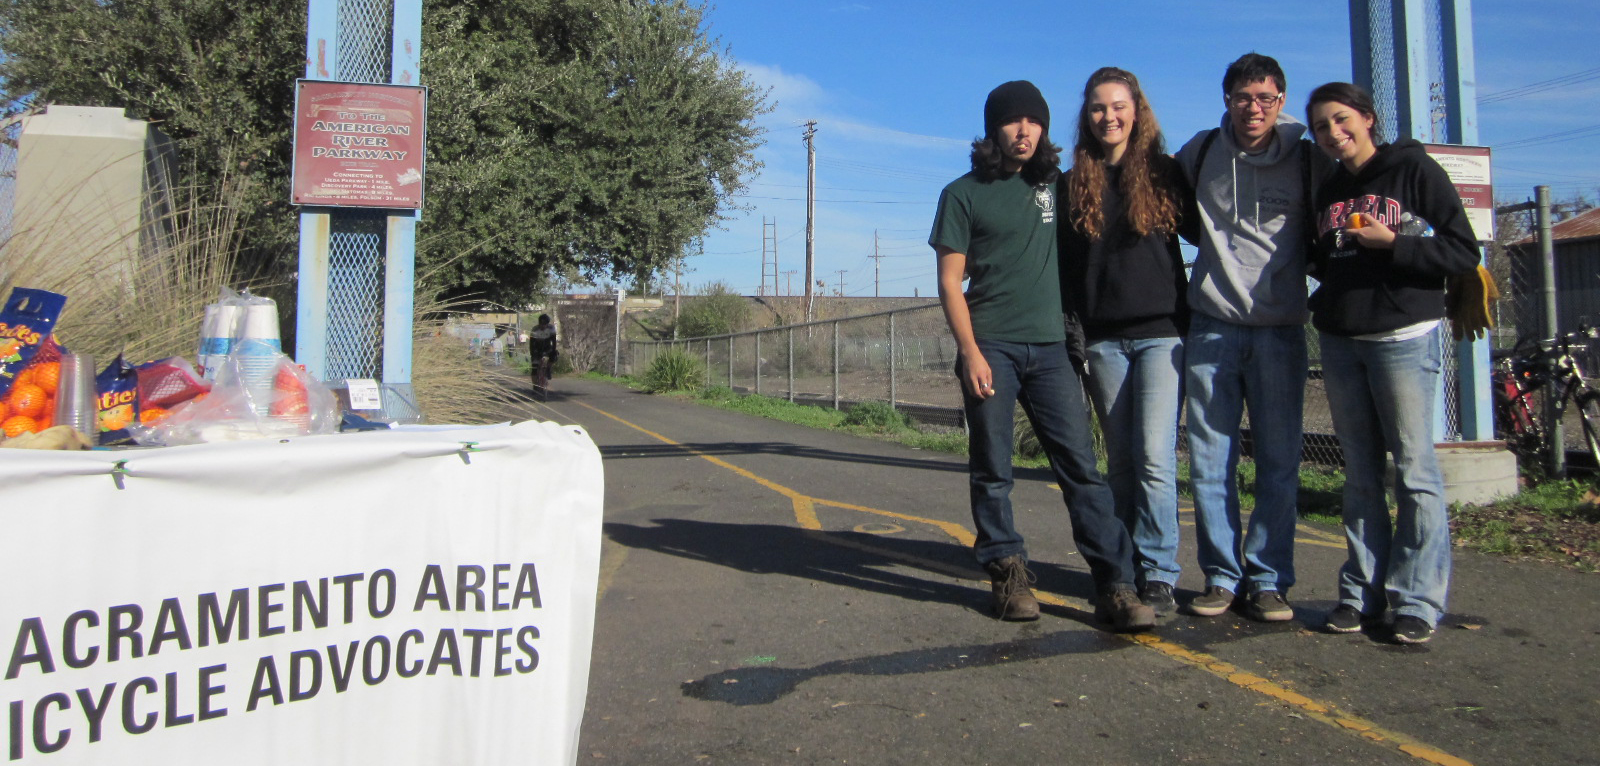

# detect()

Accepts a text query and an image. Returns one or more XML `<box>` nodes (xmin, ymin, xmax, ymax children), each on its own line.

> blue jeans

<box><xmin>1184</xmin><ymin>313</ymin><xmax>1307</xmax><ymax>595</ymax></box>
<box><xmin>1320</xmin><ymin>329</ymin><xmax>1451</xmax><ymax>627</ymax></box>
<box><xmin>1084</xmin><ymin>336</ymin><xmax>1184</xmax><ymax>588</ymax></box>
<box><xmin>963</xmin><ymin>339</ymin><xmax>1136</xmax><ymax>592</ymax></box>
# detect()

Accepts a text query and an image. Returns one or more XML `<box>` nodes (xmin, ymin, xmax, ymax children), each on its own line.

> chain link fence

<box><xmin>626</xmin><ymin>303</ymin><xmax>1349</xmax><ymax>467</ymax></box>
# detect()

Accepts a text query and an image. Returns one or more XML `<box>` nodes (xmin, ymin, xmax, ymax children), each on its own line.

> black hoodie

<box><xmin>1307</xmin><ymin>139</ymin><xmax>1479</xmax><ymax>337</ymax></box>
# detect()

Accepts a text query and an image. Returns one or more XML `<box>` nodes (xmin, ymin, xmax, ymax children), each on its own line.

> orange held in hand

<box><xmin>9</xmin><ymin>383</ymin><xmax>47</xmax><ymax>418</ymax></box>
<box><xmin>2</xmin><ymin>415</ymin><xmax>38</xmax><ymax>438</ymax></box>
<box><xmin>1348</xmin><ymin>213</ymin><xmax>1365</xmax><ymax>228</ymax></box>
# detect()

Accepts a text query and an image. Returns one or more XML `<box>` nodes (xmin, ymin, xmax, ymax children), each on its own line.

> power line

<box><xmin>1495</xmin><ymin>123</ymin><xmax>1600</xmax><ymax>150</ymax></box>
<box><xmin>1479</xmin><ymin>66</ymin><xmax>1600</xmax><ymax>105</ymax></box>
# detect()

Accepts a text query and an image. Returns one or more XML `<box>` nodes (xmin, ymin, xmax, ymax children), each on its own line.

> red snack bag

<box><xmin>136</xmin><ymin>356</ymin><xmax>211</xmax><ymax>409</ymax></box>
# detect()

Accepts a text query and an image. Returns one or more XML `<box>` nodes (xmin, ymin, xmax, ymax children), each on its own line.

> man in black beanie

<box><xmin>929</xmin><ymin>80</ymin><xmax>1155</xmax><ymax>632</ymax></box>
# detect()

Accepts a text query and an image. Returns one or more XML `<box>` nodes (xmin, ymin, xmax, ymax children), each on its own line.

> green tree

<box><xmin>0</xmin><ymin>0</ymin><xmax>768</xmax><ymax>303</ymax></box>
<box><xmin>0</xmin><ymin>0</ymin><xmax>307</xmax><ymax>275</ymax></box>
<box><xmin>675</xmin><ymin>280</ymin><xmax>749</xmax><ymax>338</ymax></box>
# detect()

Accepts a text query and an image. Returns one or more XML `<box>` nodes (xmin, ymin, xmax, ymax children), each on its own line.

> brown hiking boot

<box><xmin>984</xmin><ymin>555</ymin><xmax>1040</xmax><ymax>621</ymax></box>
<box><xmin>1096</xmin><ymin>587</ymin><xmax>1156</xmax><ymax>632</ymax></box>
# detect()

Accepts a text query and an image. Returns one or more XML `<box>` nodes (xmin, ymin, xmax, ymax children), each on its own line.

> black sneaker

<box><xmin>983</xmin><ymin>556</ymin><xmax>1040</xmax><ymax>621</ymax></box>
<box><xmin>1188</xmin><ymin>585</ymin><xmax>1235</xmax><ymax>616</ymax></box>
<box><xmin>1392</xmin><ymin>615</ymin><xmax>1434</xmax><ymax>644</ymax></box>
<box><xmin>1241</xmin><ymin>590</ymin><xmax>1294</xmax><ymax>622</ymax></box>
<box><xmin>1139</xmin><ymin>581</ymin><xmax>1177</xmax><ymax>616</ymax></box>
<box><xmin>1325</xmin><ymin>604</ymin><xmax>1364</xmax><ymax>634</ymax></box>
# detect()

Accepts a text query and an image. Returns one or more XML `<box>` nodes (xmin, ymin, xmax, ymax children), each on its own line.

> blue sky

<box><xmin>681</xmin><ymin>0</ymin><xmax>1600</xmax><ymax>299</ymax></box>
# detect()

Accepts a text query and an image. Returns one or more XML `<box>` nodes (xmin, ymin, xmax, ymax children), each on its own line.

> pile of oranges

<box><xmin>1</xmin><ymin>361</ymin><xmax>61</xmax><ymax>438</ymax></box>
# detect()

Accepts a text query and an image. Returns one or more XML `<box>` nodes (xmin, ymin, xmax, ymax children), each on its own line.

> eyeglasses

<box><xmin>1229</xmin><ymin>93</ymin><xmax>1283</xmax><ymax>109</ymax></box>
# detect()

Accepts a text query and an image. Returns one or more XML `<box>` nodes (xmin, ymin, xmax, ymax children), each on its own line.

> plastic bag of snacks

<box><xmin>132</xmin><ymin>350</ymin><xmax>338</xmax><ymax>446</ymax></box>
<box><xmin>0</xmin><ymin>288</ymin><xmax>68</xmax><ymax>439</ymax></box>
<box><xmin>95</xmin><ymin>355</ymin><xmax>141</xmax><ymax>446</ymax></box>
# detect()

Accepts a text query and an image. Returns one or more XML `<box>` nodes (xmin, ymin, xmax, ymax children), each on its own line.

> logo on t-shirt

<box><xmin>1033</xmin><ymin>186</ymin><xmax>1055</xmax><ymax>223</ymax></box>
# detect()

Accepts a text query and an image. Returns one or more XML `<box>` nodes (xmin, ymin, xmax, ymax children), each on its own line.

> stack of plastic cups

<box><xmin>197</xmin><ymin>303</ymin><xmax>240</xmax><ymax>381</ymax></box>
<box><xmin>52</xmin><ymin>351</ymin><xmax>97</xmax><ymax>444</ymax></box>
<box><xmin>234</xmin><ymin>301</ymin><xmax>283</xmax><ymax>417</ymax></box>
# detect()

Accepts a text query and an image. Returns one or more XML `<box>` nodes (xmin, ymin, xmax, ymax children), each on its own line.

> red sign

<box><xmin>292</xmin><ymin>80</ymin><xmax>427</xmax><ymax>209</ymax></box>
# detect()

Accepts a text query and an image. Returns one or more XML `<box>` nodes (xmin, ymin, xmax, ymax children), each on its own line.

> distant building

<box><xmin>1508</xmin><ymin>206</ymin><xmax>1600</xmax><ymax>369</ymax></box>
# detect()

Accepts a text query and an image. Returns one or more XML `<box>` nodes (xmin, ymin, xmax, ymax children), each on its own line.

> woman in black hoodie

<box><xmin>1059</xmin><ymin>67</ymin><xmax>1192</xmax><ymax>615</ymax></box>
<box><xmin>1304</xmin><ymin>82</ymin><xmax>1480</xmax><ymax>645</ymax></box>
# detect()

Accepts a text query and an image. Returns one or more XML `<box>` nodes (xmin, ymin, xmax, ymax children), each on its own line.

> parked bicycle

<box><xmin>1492</xmin><ymin>325</ymin><xmax>1600</xmax><ymax>471</ymax></box>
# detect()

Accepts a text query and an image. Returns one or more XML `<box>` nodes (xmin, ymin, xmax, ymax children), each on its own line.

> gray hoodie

<box><xmin>1175</xmin><ymin>114</ymin><xmax>1314</xmax><ymax>326</ymax></box>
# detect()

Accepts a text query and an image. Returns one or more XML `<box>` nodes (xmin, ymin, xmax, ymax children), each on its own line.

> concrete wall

<box><xmin>11</xmin><ymin>106</ymin><xmax>172</xmax><ymax>283</ymax></box>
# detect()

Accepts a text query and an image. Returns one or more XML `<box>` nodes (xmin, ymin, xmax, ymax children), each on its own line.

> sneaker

<box><xmin>1392</xmin><ymin>615</ymin><xmax>1435</xmax><ymax>644</ymax></box>
<box><xmin>1241</xmin><ymin>590</ymin><xmax>1294</xmax><ymax>622</ymax></box>
<box><xmin>983</xmin><ymin>555</ymin><xmax>1040</xmax><ymax>621</ymax></box>
<box><xmin>1188</xmin><ymin>585</ymin><xmax>1235</xmax><ymax>617</ymax></box>
<box><xmin>1096</xmin><ymin>587</ymin><xmax>1156</xmax><ymax>632</ymax></box>
<box><xmin>1139</xmin><ymin>581</ymin><xmax>1177</xmax><ymax>616</ymax></box>
<box><xmin>1325</xmin><ymin>604</ymin><xmax>1364</xmax><ymax>634</ymax></box>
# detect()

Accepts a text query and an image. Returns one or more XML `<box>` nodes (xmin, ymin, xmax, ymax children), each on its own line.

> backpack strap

<box><xmin>1193</xmin><ymin>127</ymin><xmax>1220</xmax><ymax>182</ymax></box>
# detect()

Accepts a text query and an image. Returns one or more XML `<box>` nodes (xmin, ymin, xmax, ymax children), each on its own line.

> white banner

<box><xmin>0</xmin><ymin>421</ymin><xmax>603</xmax><ymax>765</ymax></box>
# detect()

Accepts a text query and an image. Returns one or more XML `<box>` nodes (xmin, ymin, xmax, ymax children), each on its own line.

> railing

<box><xmin>626</xmin><ymin>303</ymin><xmax>1355</xmax><ymax>467</ymax></box>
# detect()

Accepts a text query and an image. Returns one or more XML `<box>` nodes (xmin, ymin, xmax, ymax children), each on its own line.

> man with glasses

<box><xmin>1173</xmin><ymin>53</ymin><xmax>1329</xmax><ymax>622</ymax></box>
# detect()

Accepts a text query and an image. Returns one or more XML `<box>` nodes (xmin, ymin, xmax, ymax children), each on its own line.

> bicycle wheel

<box><xmin>1579</xmin><ymin>390</ymin><xmax>1600</xmax><ymax>469</ymax></box>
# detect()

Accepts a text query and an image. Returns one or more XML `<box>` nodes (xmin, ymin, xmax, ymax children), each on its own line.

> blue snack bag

<box><xmin>0</xmin><ymin>288</ymin><xmax>68</xmax><ymax>400</ymax></box>
<box><xmin>95</xmin><ymin>355</ymin><xmax>140</xmax><ymax>446</ymax></box>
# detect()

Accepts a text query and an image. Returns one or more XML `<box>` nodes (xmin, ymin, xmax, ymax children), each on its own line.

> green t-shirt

<box><xmin>929</xmin><ymin>171</ymin><xmax>1065</xmax><ymax>342</ymax></box>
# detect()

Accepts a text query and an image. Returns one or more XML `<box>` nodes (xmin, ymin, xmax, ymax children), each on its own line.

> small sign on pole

<box><xmin>1423</xmin><ymin>144</ymin><xmax>1493</xmax><ymax>242</ymax></box>
<box><xmin>291</xmin><ymin>80</ymin><xmax>427</xmax><ymax>209</ymax></box>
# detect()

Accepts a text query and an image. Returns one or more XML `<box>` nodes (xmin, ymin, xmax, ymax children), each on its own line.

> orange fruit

<box><xmin>31</xmin><ymin>362</ymin><xmax>60</xmax><ymax>395</ymax></box>
<box><xmin>14</xmin><ymin>367</ymin><xmax>34</xmax><ymax>387</ymax></box>
<box><xmin>35</xmin><ymin>412</ymin><xmax>52</xmax><ymax>430</ymax></box>
<box><xmin>0</xmin><ymin>399</ymin><xmax>8</xmax><ymax>420</ymax></box>
<box><xmin>2</xmin><ymin>415</ymin><xmax>38</xmax><ymax>438</ymax></box>
<box><xmin>1348</xmin><ymin>213</ymin><xmax>1365</xmax><ymax>228</ymax></box>
<box><xmin>8</xmin><ymin>383</ymin><xmax>46</xmax><ymax>418</ymax></box>
<box><xmin>140</xmin><ymin>407</ymin><xmax>171</xmax><ymax>424</ymax></box>
<box><xmin>99</xmin><ymin>406</ymin><xmax>133</xmax><ymax>432</ymax></box>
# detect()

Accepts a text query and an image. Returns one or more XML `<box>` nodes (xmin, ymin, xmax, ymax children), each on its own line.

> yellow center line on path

<box><xmin>574</xmin><ymin>399</ymin><xmax>1472</xmax><ymax>766</ymax></box>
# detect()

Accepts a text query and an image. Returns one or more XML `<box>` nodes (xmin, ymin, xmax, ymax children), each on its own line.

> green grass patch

<box><xmin>1451</xmin><ymin>478</ymin><xmax>1600</xmax><ymax>571</ymax></box>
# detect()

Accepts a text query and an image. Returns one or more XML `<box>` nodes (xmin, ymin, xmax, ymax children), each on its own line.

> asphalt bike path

<box><xmin>531</xmin><ymin>377</ymin><xmax>1597</xmax><ymax>765</ymax></box>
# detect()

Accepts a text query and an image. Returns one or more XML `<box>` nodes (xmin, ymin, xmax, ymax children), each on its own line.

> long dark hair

<box><xmin>1305</xmin><ymin>82</ymin><xmax>1383</xmax><ymax>143</ymax></box>
<box><xmin>969</xmin><ymin>134</ymin><xmax>1061</xmax><ymax>186</ymax></box>
<box><xmin>1065</xmin><ymin>67</ymin><xmax>1182</xmax><ymax>240</ymax></box>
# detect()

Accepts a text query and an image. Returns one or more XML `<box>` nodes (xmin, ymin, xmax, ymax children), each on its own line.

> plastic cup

<box><xmin>53</xmin><ymin>351</ymin><xmax>97</xmax><ymax>441</ymax></box>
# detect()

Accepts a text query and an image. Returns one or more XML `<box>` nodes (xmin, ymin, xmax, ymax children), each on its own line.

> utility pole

<box><xmin>871</xmin><ymin>230</ymin><xmax>883</xmax><ymax>298</ymax></box>
<box><xmin>783</xmin><ymin>269</ymin><xmax>797</xmax><ymax>297</ymax></box>
<box><xmin>835</xmin><ymin>269</ymin><xmax>847</xmax><ymax>297</ymax></box>
<box><xmin>803</xmin><ymin>121</ymin><xmax>818</xmax><ymax>322</ymax></box>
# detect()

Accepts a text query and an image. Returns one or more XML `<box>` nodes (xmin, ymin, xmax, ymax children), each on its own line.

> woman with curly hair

<box><xmin>1058</xmin><ymin>67</ymin><xmax>1194</xmax><ymax>615</ymax></box>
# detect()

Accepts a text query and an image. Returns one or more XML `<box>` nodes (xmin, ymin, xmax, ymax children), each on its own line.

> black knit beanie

<box><xmin>984</xmin><ymin>80</ymin><xmax>1050</xmax><ymax>140</ymax></box>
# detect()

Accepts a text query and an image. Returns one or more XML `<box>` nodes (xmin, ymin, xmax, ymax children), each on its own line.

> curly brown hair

<box><xmin>1065</xmin><ymin>67</ymin><xmax>1182</xmax><ymax>240</ymax></box>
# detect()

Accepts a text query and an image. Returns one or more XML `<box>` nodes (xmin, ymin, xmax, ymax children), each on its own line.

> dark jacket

<box><xmin>1057</xmin><ymin>157</ymin><xmax>1191</xmax><ymax>341</ymax></box>
<box><xmin>1307</xmin><ymin>139</ymin><xmax>1479</xmax><ymax>336</ymax></box>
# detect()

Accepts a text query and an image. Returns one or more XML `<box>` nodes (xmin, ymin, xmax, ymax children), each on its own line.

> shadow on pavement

<box><xmin>682</xmin><ymin>628</ymin><xmax>1125</xmax><ymax>706</ymax></box>
<box><xmin>599</xmin><ymin>440</ymin><xmax>972</xmax><ymax>475</ymax></box>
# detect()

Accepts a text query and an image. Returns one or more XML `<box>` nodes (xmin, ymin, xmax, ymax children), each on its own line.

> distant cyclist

<box><xmin>528</xmin><ymin>314</ymin><xmax>558</xmax><ymax>393</ymax></box>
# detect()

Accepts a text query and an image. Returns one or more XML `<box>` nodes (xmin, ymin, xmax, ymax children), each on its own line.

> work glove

<box><xmin>1445</xmin><ymin>264</ymin><xmax>1499</xmax><ymax>343</ymax></box>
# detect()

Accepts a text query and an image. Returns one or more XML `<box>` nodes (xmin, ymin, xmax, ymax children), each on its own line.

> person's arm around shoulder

<box><xmin>936</xmin><ymin>246</ymin><xmax>993</xmax><ymax>400</ymax></box>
